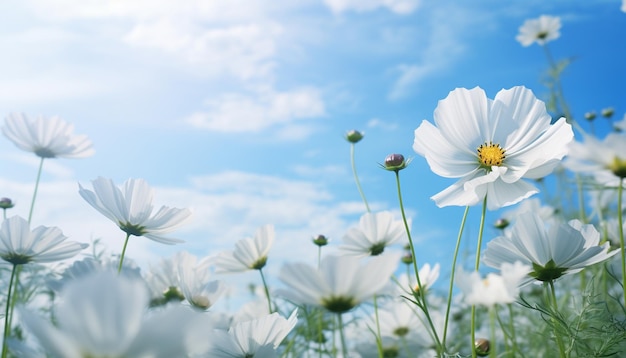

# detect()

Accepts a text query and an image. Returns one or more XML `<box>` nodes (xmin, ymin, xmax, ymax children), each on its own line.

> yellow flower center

<box><xmin>477</xmin><ymin>142</ymin><xmax>506</xmax><ymax>168</ymax></box>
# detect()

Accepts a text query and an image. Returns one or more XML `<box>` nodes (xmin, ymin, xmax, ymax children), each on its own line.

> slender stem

<box><xmin>317</xmin><ymin>246</ymin><xmax>322</xmax><ymax>270</ymax></box>
<box><xmin>508</xmin><ymin>304</ymin><xmax>520</xmax><ymax>356</ymax></box>
<box><xmin>337</xmin><ymin>313</ymin><xmax>349</xmax><ymax>357</ymax></box>
<box><xmin>373</xmin><ymin>294</ymin><xmax>384</xmax><ymax>358</ymax></box>
<box><xmin>470</xmin><ymin>196</ymin><xmax>488</xmax><ymax>358</ymax></box>
<box><xmin>394</xmin><ymin>171</ymin><xmax>442</xmax><ymax>352</ymax></box>
<box><xmin>489</xmin><ymin>306</ymin><xmax>496</xmax><ymax>358</ymax></box>
<box><xmin>28</xmin><ymin>157</ymin><xmax>45</xmax><ymax>224</ymax></box>
<box><xmin>442</xmin><ymin>205</ymin><xmax>469</xmax><ymax>349</ymax></box>
<box><xmin>350</xmin><ymin>143</ymin><xmax>370</xmax><ymax>213</ymax></box>
<box><xmin>259</xmin><ymin>268</ymin><xmax>273</xmax><ymax>314</ymax></box>
<box><xmin>548</xmin><ymin>281</ymin><xmax>567</xmax><ymax>358</ymax></box>
<box><xmin>117</xmin><ymin>232</ymin><xmax>131</xmax><ymax>273</ymax></box>
<box><xmin>617</xmin><ymin>178</ymin><xmax>625</xmax><ymax>308</ymax></box>
<box><xmin>2</xmin><ymin>264</ymin><xmax>18</xmax><ymax>358</ymax></box>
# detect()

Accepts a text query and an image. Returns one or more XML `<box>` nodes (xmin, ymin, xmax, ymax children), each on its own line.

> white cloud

<box><xmin>324</xmin><ymin>0</ymin><xmax>422</xmax><ymax>14</ymax></box>
<box><xmin>185</xmin><ymin>87</ymin><xmax>325</xmax><ymax>134</ymax></box>
<box><xmin>367</xmin><ymin>118</ymin><xmax>398</xmax><ymax>130</ymax></box>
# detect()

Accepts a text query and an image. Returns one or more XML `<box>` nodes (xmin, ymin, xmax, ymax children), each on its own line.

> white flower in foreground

<box><xmin>413</xmin><ymin>86</ymin><xmax>573</xmax><ymax>210</ymax></box>
<box><xmin>178</xmin><ymin>251</ymin><xmax>227</xmax><ymax>310</ymax></box>
<box><xmin>483</xmin><ymin>212</ymin><xmax>618</xmax><ymax>283</ymax></box>
<box><xmin>340</xmin><ymin>211</ymin><xmax>407</xmax><ymax>256</ymax></box>
<box><xmin>20</xmin><ymin>272</ymin><xmax>207</xmax><ymax>358</ymax></box>
<box><xmin>516</xmin><ymin>15</ymin><xmax>561</xmax><ymax>47</ymax></box>
<box><xmin>212</xmin><ymin>224</ymin><xmax>274</xmax><ymax>273</ymax></box>
<box><xmin>456</xmin><ymin>261</ymin><xmax>530</xmax><ymax>307</ymax></box>
<box><xmin>2</xmin><ymin>113</ymin><xmax>94</xmax><ymax>158</ymax></box>
<box><xmin>277</xmin><ymin>254</ymin><xmax>399</xmax><ymax>313</ymax></box>
<box><xmin>564</xmin><ymin>133</ymin><xmax>626</xmax><ymax>183</ymax></box>
<box><xmin>47</xmin><ymin>256</ymin><xmax>142</xmax><ymax>292</ymax></box>
<box><xmin>0</xmin><ymin>216</ymin><xmax>87</xmax><ymax>265</ymax></box>
<box><xmin>79</xmin><ymin>177</ymin><xmax>193</xmax><ymax>244</ymax></box>
<box><xmin>204</xmin><ymin>310</ymin><xmax>297</xmax><ymax>358</ymax></box>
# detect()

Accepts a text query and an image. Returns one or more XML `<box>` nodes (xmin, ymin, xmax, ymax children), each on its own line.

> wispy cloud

<box><xmin>323</xmin><ymin>0</ymin><xmax>422</xmax><ymax>15</ymax></box>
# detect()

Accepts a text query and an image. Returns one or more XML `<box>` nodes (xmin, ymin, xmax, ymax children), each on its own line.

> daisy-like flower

<box><xmin>0</xmin><ymin>216</ymin><xmax>87</xmax><ymax>265</ymax></box>
<box><xmin>203</xmin><ymin>310</ymin><xmax>298</xmax><ymax>358</ymax></box>
<box><xmin>396</xmin><ymin>262</ymin><xmax>440</xmax><ymax>296</ymax></box>
<box><xmin>2</xmin><ymin>113</ymin><xmax>94</xmax><ymax>158</ymax></box>
<box><xmin>177</xmin><ymin>251</ymin><xmax>227</xmax><ymax>310</ymax></box>
<box><xmin>482</xmin><ymin>212</ymin><xmax>618</xmax><ymax>283</ymax></box>
<box><xmin>413</xmin><ymin>86</ymin><xmax>573</xmax><ymax>210</ymax></box>
<box><xmin>212</xmin><ymin>224</ymin><xmax>274</xmax><ymax>273</ymax></box>
<box><xmin>78</xmin><ymin>177</ymin><xmax>193</xmax><ymax>244</ymax></box>
<box><xmin>456</xmin><ymin>261</ymin><xmax>530</xmax><ymax>307</ymax></box>
<box><xmin>277</xmin><ymin>254</ymin><xmax>399</xmax><ymax>314</ymax></box>
<box><xmin>144</xmin><ymin>252</ymin><xmax>188</xmax><ymax>306</ymax></box>
<box><xmin>564</xmin><ymin>133</ymin><xmax>626</xmax><ymax>183</ymax></box>
<box><xmin>20</xmin><ymin>272</ymin><xmax>208</xmax><ymax>358</ymax></box>
<box><xmin>339</xmin><ymin>211</ymin><xmax>407</xmax><ymax>256</ymax></box>
<box><xmin>516</xmin><ymin>15</ymin><xmax>561</xmax><ymax>47</ymax></box>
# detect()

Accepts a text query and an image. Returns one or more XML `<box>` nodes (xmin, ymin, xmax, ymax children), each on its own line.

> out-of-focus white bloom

<box><xmin>413</xmin><ymin>86</ymin><xmax>573</xmax><ymax>210</ymax></box>
<box><xmin>0</xmin><ymin>216</ymin><xmax>87</xmax><ymax>265</ymax></box>
<box><xmin>79</xmin><ymin>177</ymin><xmax>193</xmax><ymax>244</ymax></box>
<box><xmin>204</xmin><ymin>310</ymin><xmax>298</xmax><ymax>358</ymax></box>
<box><xmin>212</xmin><ymin>224</ymin><xmax>274</xmax><ymax>273</ymax></box>
<box><xmin>483</xmin><ymin>212</ymin><xmax>618</xmax><ymax>284</ymax></box>
<box><xmin>396</xmin><ymin>263</ymin><xmax>440</xmax><ymax>295</ymax></box>
<box><xmin>622</xmin><ymin>0</ymin><xmax>626</xmax><ymax>13</ymax></box>
<box><xmin>47</xmin><ymin>256</ymin><xmax>142</xmax><ymax>292</ymax></box>
<box><xmin>2</xmin><ymin>113</ymin><xmax>94</xmax><ymax>158</ymax></box>
<box><xmin>177</xmin><ymin>251</ymin><xmax>227</xmax><ymax>310</ymax></box>
<box><xmin>20</xmin><ymin>272</ymin><xmax>208</xmax><ymax>358</ymax></box>
<box><xmin>339</xmin><ymin>211</ymin><xmax>407</xmax><ymax>256</ymax></box>
<box><xmin>502</xmin><ymin>198</ymin><xmax>557</xmax><ymax>223</ymax></box>
<box><xmin>565</xmin><ymin>133</ymin><xmax>626</xmax><ymax>184</ymax></box>
<box><xmin>277</xmin><ymin>254</ymin><xmax>399</xmax><ymax>313</ymax></box>
<box><xmin>456</xmin><ymin>261</ymin><xmax>530</xmax><ymax>307</ymax></box>
<box><xmin>516</xmin><ymin>15</ymin><xmax>561</xmax><ymax>47</ymax></box>
<box><xmin>144</xmin><ymin>251</ymin><xmax>187</xmax><ymax>305</ymax></box>
<box><xmin>615</xmin><ymin>113</ymin><xmax>626</xmax><ymax>131</ymax></box>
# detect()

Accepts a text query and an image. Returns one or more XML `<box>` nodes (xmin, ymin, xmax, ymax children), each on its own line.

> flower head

<box><xmin>565</xmin><ymin>133</ymin><xmax>626</xmax><ymax>180</ymax></box>
<box><xmin>413</xmin><ymin>86</ymin><xmax>573</xmax><ymax>210</ymax></box>
<box><xmin>2</xmin><ymin>113</ymin><xmax>94</xmax><ymax>158</ymax></box>
<box><xmin>456</xmin><ymin>261</ymin><xmax>530</xmax><ymax>307</ymax></box>
<box><xmin>79</xmin><ymin>177</ymin><xmax>192</xmax><ymax>244</ymax></box>
<box><xmin>516</xmin><ymin>15</ymin><xmax>561</xmax><ymax>47</ymax></box>
<box><xmin>277</xmin><ymin>254</ymin><xmax>399</xmax><ymax>314</ymax></box>
<box><xmin>0</xmin><ymin>216</ymin><xmax>87</xmax><ymax>265</ymax></box>
<box><xmin>483</xmin><ymin>212</ymin><xmax>618</xmax><ymax>283</ymax></box>
<box><xmin>339</xmin><ymin>211</ymin><xmax>407</xmax><ymax>256</ymax></box>
<box><xmin>382</xmin><ymin>153</ymin><xmax>410</xmax><ymax>172</ymax></box>
<box><xmin>177</xmin><ymin>251</ymin><xmax>227</xmax><ymax>310</ymax></box>
<box><xmin>345</xmin><ymin>129</ymin><xmax>364</xmax><ymax>143</ymax></box>
<box><xmin>212</xmin><ymin>224</ymin><xmax>274</xmax><ymax>273</ymax></box>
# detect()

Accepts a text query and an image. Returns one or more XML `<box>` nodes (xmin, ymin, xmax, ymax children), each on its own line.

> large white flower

<box><xmin>339</xmin><ymin>211</ymin><xmax>407</xmax><ymax>256</ymax></box>
<box><xmin>20</xmin><ymin>272</ymin><xmax>207</xmax><ymax>358</ymax></box>
<box><xmin>516</xmin><ymin>15</ymin><xmax>561</xmax><ymax>47</ymax></box>
<box><xmin>212</xmin><ymin>224</ymin><xmax>274</xmax><ymax>273</ymax></box>
<box><xmin>203</xmin><ymin>310</ymin><xmax>298</xmax><ymax>358</ymax></box>
<box><xmin>564</xmin><ymin>133</ymin><xmax>626</xmax><ymax>184</ymax></box>
<box><xmin>78</xmin><ymin>177</ymin><xmax>193</xmax><ymax>244</ymax></box>
<box><xmin>0</xmin><ymin>216</ymin><xmax>87</xmax><ymax>265</ymax></box>
<box><xmin>456</xmin><ymin>261</ymin><xmax>530</xmax><ymax>307</ymax></box>
<box><xmin>277</xmin><ymin>254</ymin><xmax>399</xmax><ymax>313</ymax></box>
<box><xmin>413</xmin><ymin>86</ymin><xmax>573</xmax><ymax>210</ymax></box>
<box><xmin>482</xmin><ymin>212</ymin><xmax>618</xmax><ymax>284</ymax></box>
<box><xmin>2</xmin><ymin>113</ymin><xmax>94</xmax><ymax>158</ymax></box>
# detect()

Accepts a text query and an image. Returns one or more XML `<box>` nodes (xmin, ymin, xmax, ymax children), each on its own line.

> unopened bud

<box><xmin>0</xmin><ymin>198</ymin><xmax>14</xmax><ymax>209</ymax></box>
<box><xmin>313</xmin><ymin>234</ymin><xmax>329</xmax><ymax>247</ymax></box>
<box><xmin>475</xmin><ymin>338</ymin><xmax>490</xmax><ymax>357</ymax></box>
<box><xmin>345</xmin><ymin>130</ymin><xmax>364</xmax><ymax>143</ymax></box>
<box><xmin>494</xmin><ymin>218</ymin><xmax>509</xmax><ymax>230</ymax></box>
<box><xmin>602</xmin><ymin>107</ymin><xmax>615</xmax><ymax>118</ymax></box>
<box><xmin>401</xmin><ymin>252</ymin><xmax>413</xmax><ymax>265</ymax></box>
<box><xmin>584</xmin><ymin>111</ymin><xmax>596</xmax><ymax>121</ymax></box>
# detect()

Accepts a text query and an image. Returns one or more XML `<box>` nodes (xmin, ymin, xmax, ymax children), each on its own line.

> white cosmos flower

<box><xmin>0</xmin><ymin>216</ymin><xmax>87</xmax><ymax>265</ymax></box>
<box><xmin>20</xmin><ymin>272</ymin><xmax>207</xmax><ymax>358</ymax></box>
<box><xmin>516</xmin><ymin>15</ymin><xmax>561</xmax><ymax>47</ymax></box>
<box><xmin>78</xmin><ymin>177</ymin><xmax>193</xmax><ymax>244</ymax></box>
<box><xmin>456</xmin><ymin>261</ymin><xmax>530</xmax><ymax>307</ymax></box>
<box><xmin>564</xmin><ymin>133</ymin><xmax>626</xmax><ymax>184</ymax></box>
<box><xmin>396</xmin><ymin>263</ymin><xmax>440</xmax><ymax>296</ymax></box>
<box><xmin>144</xmin><ymin>251</ymin><xmax>188</xmax><ymax>305</ymax></box>
<box><xmin>177</xmin><ymin>251</ymin><xmax>227</xmax><ymax>310</ymax></box>
<box><xmin>482</xmin><ymin>212</ymin><xmax>618</xmax><ymax>284</ymax></box>
<box><xmin>203</xmin><ymin>310</ymin><xmax>298</xmax><ymax>358</ymax></box>
<box><xmin>2</xmin><ymin>113</ymin><xmax>94</xmax><ymax>158</ymax></box>
<box><xmin>277</xmin><ymin>254</ymin><xmax>399</xmax><ymax>314</ymax></box>
<box><xmin>212</xmin><ymin>224</ymin><xmax>274</xmax><ymax>273</ymax></box>
<box><xmin>339</xmin><ymin>211</ymin><xmax>407</xmax><ymax>256</ymax></box>
<box><xmin>413</xmin><ymin>86</ymin><xmax>573</xmax><ymax>210</ymax></box>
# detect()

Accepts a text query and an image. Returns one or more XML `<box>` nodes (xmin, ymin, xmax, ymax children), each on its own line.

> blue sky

<box><xmin>0</xmin><ymin>0</ymin><xmax>624</xmax><ymax>293</ymax></box>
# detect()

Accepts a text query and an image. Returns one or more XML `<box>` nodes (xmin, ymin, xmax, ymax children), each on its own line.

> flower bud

<box><xmin>313</xmin><ymin>234</ymin><xmax>329</xmax><ymax>247</ymax></box>
<box><xmin>0</xmin><ymin>198</ymin><xmax>14</xmax><ymax>209</ymax></box>
<box><xmin>601</xmin><ymin>107</ymin><xmax>615</xmax><ymax>118</ymax></box>
<box><xmin>382</xmin><ymin>153</ymin><xmax>410</xmax><ymax>172</ymax></box>
<box><xmin>401</xmin><ymin>252</ymin><xmax>413</xmax><ymax>265</ymax></box>
<box><xmin>608</xmin><ymin>156</ymin><xmax>626</xmax><ymax>178</ymax></box>
<box><xmin>494</xmin><ymin>218</ymin><xmax>509</xmax><ymax>230</ymax></box>
<box><xmin>474</xmin><ymin>338</ymin><xmax>490</xmax><ymax>357</ymax></box>
<box><xmin>345</xmin><ymin>130</ymin><xmax>364</xmax><ymax>143</ymax></box>
<box><xmin>584</xmin><ymin>111</ymin><xmax>596</xmax><ymax>121</ymax></box>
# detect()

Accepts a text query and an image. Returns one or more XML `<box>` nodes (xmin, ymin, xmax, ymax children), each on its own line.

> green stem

<box><xmin>350</xmin><ymin>143</ymin><xmax>370</xmax><ymax>213</ymax></box>
<box><xmin>28</xmin><ymin>157</ymin><xmax>45</xmax><ymax>224</ymax></box>
<box><xmin>471</xmin><ymin>196</ymin><xmax>488</xmax><ymax>358</ymax></box>
<box><xmin>2</xmin><ymin>264</ymin><xmax>18</xmax><ymax>358</ymax></box>
<box><xmin>489</xmin><ymin>306</ymin><xmax>496</xmax><ymax>358</ymax></box>
<box><xmin>508</xmin><ymin>304</ymin><xmax>520</xmax><ymax>356</ymax></box>
<box><xmin>259</xmin><ymin>268</ymin><xmax>273</xmax><ymax>314</ymax></box>
<box><xmin>373</xmin><ymin>294</ymin><xmax>384</xmax><ymax>358</ymax></box>
<box><xmin>617</xmin><ymin>178</ymin><xmax>625</xmax><ymax>308</ymax></box>
<box><xmin>337</xmin><ymin>313</ymin><xmax>348</xmax><ymax>358</ymax></box>
<box><xmin>442</xmin><ymin>205</ymin><xmax>469</xmax><ymax>349</ymax></box>
<box><xmin>548</xmin><ymin>281</ymin><xmax>567</xmax><ymax>358</ymax></box>
<box><xmin>117</xmin><ymin>232</ymin><xmax>131</xmax><ymax>273</ymax></box>
<box><xmin>394</xmin><ymin>171</ymin><xmax>442</xmax><ymax>353</ymax></box>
